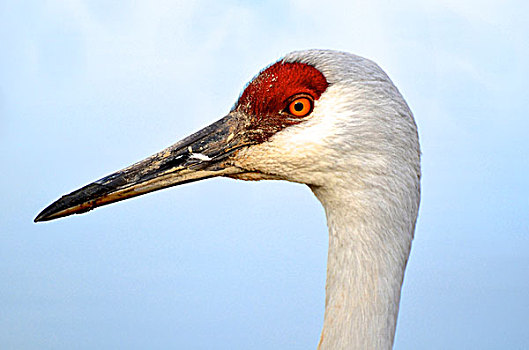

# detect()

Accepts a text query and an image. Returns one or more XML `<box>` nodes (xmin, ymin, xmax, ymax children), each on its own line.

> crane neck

<box><xmin>311</xmin><ymin>180</ymin><xmax>417</xmax><ymax>350</ymax></box>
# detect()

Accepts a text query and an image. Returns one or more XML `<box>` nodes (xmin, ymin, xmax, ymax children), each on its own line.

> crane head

<box><xmin>34</xmin><ymin>49</ymin><xmax>418</xmax><ymax>222</ymax></box>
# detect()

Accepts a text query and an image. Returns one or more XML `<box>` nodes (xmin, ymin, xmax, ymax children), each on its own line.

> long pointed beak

<box><xmin>35</xmin><ymin>112</ymin><xmax>253</xmax><ymax>222</ymax></box>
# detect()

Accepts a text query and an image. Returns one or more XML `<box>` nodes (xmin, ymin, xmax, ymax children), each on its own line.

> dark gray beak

<box><xmin>34</xmin><ymin>112</ymin><xmax>253</xmax><ymax>222</ymax></box>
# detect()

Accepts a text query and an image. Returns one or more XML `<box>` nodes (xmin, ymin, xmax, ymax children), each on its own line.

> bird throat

<box><xmin>311</xmin><ymin>185</ymin><xmax>415</xmax><ymax>350</ymax></box>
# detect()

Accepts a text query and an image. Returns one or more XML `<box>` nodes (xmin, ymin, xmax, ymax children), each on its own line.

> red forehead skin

<box><xmin>235</xmin><ymin>62</ymin><xmax>329</xmax><ymax>143</ymax></box>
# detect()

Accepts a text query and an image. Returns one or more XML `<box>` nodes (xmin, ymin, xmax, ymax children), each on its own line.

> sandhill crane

<box><xmin>35</xmin><ymin>49</ymin><xmax>421</xmax><ymax>349</ymax></box>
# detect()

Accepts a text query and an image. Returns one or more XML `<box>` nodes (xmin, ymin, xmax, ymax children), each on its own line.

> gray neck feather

<box><xmin>308</xmin><ymin>97</ymin><xmax>420</xmax><ymax>347</ymax></box>
<box><xmin>312</xmin><ymin>176</ymin><xmax>418</xmax><ymax>349</ymax></box>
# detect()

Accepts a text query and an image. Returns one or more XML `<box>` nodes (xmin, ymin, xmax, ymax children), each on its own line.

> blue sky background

<box><xmin>1</xmin><ymin>0</ymin><xmax>528</xmax><ymax>349</ymax></box>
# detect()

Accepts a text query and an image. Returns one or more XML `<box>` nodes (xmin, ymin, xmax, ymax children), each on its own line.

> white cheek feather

<box><xmin>238</xmin><ymin>82</ymin><xmax>381</xmax><ymax>184</ymax></box>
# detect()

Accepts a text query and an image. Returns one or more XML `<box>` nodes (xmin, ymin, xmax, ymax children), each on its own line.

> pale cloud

<box><xmin>425</xmin><ymin>0</ymin><xmax>521</xmax><ymax>26</ymax></box>
<box><xmin>42</xmin><ymin>0</ymin><xmax>201</xmax><ymax>82</ymax></box>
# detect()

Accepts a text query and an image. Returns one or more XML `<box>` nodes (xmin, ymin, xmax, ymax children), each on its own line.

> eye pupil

<box><xmin>294</xmin><ymin>102</ymin><xmax>304</xmax><ymax>112</ymax></box>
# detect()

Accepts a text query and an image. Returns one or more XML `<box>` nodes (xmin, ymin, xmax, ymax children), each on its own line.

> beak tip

<box><xmin>34</xmin><ymin>207</ymin><xmax>55</xmax><ymax>223</ymax></box>
<box><xmin>34</xmin><ymin>214</ymin><xmax>46</xmax><ymax>223</ymax></box>
<box><xmin>34</xmin><ymin>199</ymin><xmax>73</xmax><ymax>223</ymax></box>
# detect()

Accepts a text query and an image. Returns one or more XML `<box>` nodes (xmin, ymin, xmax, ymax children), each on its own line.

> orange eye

<box><xmin>288</xmin><ymin>97</ymin><xmax>313</xmax><ymax>117</ymax></box>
